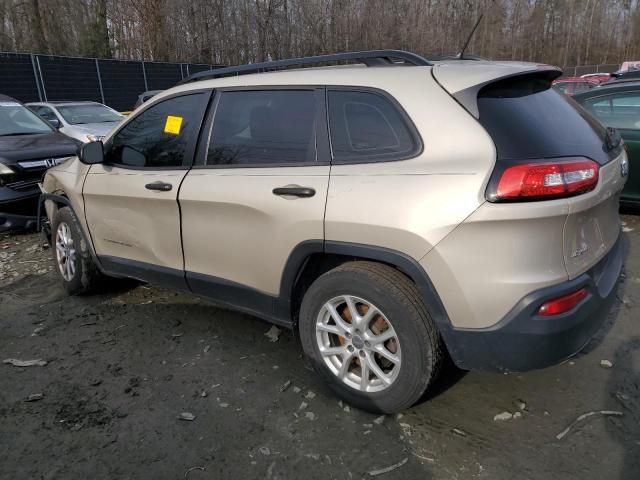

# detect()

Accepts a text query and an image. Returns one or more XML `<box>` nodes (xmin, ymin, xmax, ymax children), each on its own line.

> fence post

<box><xmin>35</xmin><ymin>55</ymin><xmax>47</xmax><ymax>101</ymax></box>
<box><xmin>141</xmin><ymin>61</ymin><xmax>149</xmax><ymax>91</ymax></box>
<box><xmin>95</xmin><ymin>59</ymin><xmax>105</xmax><ymax>104</ymax></box>
<box><xmin>30</xmin><ymin>54</ymin><xmax>43</xmax><ymax>102</ymax></box>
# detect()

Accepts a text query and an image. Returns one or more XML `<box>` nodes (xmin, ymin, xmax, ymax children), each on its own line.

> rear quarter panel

<box><xmin>564</xmin><ymin>152</ymin><xmax>626</xmax><ymax>278</ymax></box>
<box><xmin>325</xmin><ymin>70</ymin><xmax>496</xmax><ymax>260</ymax></box>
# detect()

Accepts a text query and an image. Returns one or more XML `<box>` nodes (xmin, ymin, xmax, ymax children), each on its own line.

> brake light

<box><xmin>537</xmin><ymin>288</ymin><xmax>588</xmax><ymax>316</ymax></box>
<box><xmin>494</xmin><ymin>158</ymin><xmax>599</xmax><ymax>201</ymax></box>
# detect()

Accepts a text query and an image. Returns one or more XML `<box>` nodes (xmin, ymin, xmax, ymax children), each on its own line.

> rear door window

<box><xmin>582</xmin><ymin>92</ymin><xmax>640</xmax><ymax>130</ymax></box>
<box><xmin>206</xmin><ymin>90</ymin><xmax>317</xmax><ymax>166</ymax></box>
<box><xmin>327</xmin><ymin>90</ymin><xmax>419</xmax><ymax>163</ymax></box>
<box><xmin>477</xmin><ymin>74</ymin><xmax>617</xmax><ymax>164</ymax></box>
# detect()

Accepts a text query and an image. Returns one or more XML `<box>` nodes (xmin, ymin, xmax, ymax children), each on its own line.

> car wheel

<box><xmin>51</xmin><ymin>206</ymin><xmax>105</xmax><ymax>294</ymax></box>
<box><xmin>299</xmin><ymin>261</ymin><xmax>444</xmax><ymax>413</ymax></box>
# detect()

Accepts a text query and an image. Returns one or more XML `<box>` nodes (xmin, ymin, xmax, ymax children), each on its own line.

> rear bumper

<box><xmin>0</xmin><ymin>189</ymin><xmax>39</xmax><ymax>233</ymax></box>
<box><xmin>442</xmin><ymin>232</ymin><xmax>624</xmax><ymax>372</ymax></box>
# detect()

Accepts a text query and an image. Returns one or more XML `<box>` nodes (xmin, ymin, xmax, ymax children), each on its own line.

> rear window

<box><xmin>477</xmin><ymin>74</ymin><xmax>617</xmax><ymax>164</ymax></box>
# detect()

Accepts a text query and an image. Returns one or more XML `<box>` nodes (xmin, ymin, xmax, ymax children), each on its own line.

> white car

<box><xmin>26</xmin><ymin>101</ymin><xmax>124</xmax><ymax>143</ymax></box>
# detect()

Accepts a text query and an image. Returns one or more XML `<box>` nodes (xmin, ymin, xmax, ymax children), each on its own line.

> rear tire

<box><xmin>299</xmin><ymin>261</ymin><xmax>444</xmax><ymax>413</ymax></box>
<box><xmin>51</xmin><ymin>206</ymin><xmax>106</xmax><ymax>295</ymax></box>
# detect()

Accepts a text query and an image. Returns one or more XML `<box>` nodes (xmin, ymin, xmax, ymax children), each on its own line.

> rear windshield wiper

<box><xmin>605</xmin><ymin>127</ymin><xmax>623</xmax><ymax>151</ymax></box>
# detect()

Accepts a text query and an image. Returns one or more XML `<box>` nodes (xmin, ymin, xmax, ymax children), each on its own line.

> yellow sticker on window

<box><xmin>164</xmin><ymin>115</ymin><xmax>183</xmax><ymax>135</ymax></box>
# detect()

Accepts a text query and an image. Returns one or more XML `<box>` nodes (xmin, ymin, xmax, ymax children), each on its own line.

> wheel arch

<box><xmin>39</xmin><ymin>192</ymin><xmax>104</xmax><ymax>272</ymax></box>
<box><xmin>282</xmin><ymin>241</ymin><xmax>452</xmax><ymax>332</ymax></box>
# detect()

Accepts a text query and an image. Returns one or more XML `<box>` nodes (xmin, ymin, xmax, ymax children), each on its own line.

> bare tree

<box><xmin>2</xmin><ymin>0</ymin><xmax>640</xmax><ymax>68</ymax></box>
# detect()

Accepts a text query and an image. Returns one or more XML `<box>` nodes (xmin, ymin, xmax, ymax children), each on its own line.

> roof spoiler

<box><xmin>436</xmin><ymin>65</ymin><xmax>562</xmax><ymax>118</ymax></box>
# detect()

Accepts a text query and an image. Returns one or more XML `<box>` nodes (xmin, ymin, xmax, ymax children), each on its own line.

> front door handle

<box><xmin>272</xmin><ymin>186</ymin><xmax>316</xmax><ymax>198</ymax></box>
<box><xmin>145</xmin><ymin>181</ymin><xmax>173</xmax><ymax>192</ymax></box>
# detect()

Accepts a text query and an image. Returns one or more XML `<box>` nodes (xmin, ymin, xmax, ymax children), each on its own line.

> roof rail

<box><xmin>177</xmin><ymin>50</ymin><xmax>431</xmax><ymax>85</ymax></box>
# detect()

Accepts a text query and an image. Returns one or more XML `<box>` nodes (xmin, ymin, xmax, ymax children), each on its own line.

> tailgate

<box><xmin>564</xmin><ymin>151</ymin><xmax>627</xmax><ymax>278</ymax></box>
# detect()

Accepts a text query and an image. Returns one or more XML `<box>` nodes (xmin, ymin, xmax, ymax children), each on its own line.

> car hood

<box><xmin>0</xmin><ymin>131</ymin><xmax>80</xmax><ymax>166</ymax></box>
<box><xmin>66</xmin><ymin>122</ymin><xmax>121</xmax><ymax>137</ymax></box>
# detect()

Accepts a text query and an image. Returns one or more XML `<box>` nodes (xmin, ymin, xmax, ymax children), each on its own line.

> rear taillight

<box><xmin>489</xmin><ymin>158</ymin><xmax>599</xmax><ymax>201</ymax></box>
<box><xmin>537</xmin><ymin>288</ymin><xmax>589</xmax><ymax>316</ymax></box>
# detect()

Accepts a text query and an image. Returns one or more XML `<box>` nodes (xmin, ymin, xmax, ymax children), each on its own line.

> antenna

<box><xmin>459</xmin><ymin>13</ymin><xmax>484</xmax><ymax>60</ymax></box>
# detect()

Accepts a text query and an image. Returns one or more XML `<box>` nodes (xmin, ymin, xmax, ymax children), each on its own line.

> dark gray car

<box><xmin>0</xmin><ymin>94</ymin><xmax>79</xmax><ymax>232</ymax></box>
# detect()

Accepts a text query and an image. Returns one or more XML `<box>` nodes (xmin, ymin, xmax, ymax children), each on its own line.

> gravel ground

<box><xmin>1</xmin><ymin>215</ymin><xmax>639</xmax><ymax>480</ymax></box>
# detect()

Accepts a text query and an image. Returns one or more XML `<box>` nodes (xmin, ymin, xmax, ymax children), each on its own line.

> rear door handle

<box><xmin>145</xmin><ymin>181</ymin><xmax>173</xmax><ymax>192</ymax></box>
<box><xmin>272</xmin><ymin>186</ymin><xmax>316</xmax><ymax>198</ymax></box>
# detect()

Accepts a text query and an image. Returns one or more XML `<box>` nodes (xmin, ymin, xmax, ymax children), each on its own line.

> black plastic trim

<box><xmin>186</xmin><ymin>271</ymin><xmax>289</xmax><ymax>327</ymax></box>
<box><xmin>99</xmin><ymin>255</ymin><xmax>189</xmax><ymax>291</ymax></box>
<box><xmin>323</xmin><ymin>241</ymin><xmax>451</xmax><ymax>327</ymax></box>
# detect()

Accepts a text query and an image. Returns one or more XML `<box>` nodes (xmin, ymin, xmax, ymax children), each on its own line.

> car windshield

<box><xmin>552</xmin><ymin>83</ymin><xmax>570</xmax><ymax>94</ymax></box>
<box><xmin>56</xmin><ymin>104</ymin><xmax>123</xmax><ymax>125</ymax></box>
<box><xmin>0</xmin><ymin>101</ymin><xmax>53</xmax><ymax>136</ymax></box>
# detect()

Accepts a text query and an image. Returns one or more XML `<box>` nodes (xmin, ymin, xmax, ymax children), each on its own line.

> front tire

<box><xmin>299</xmin><ymin>261</ymin><xmax>444</xmax><ymax>413</ymax></box>
<box><xmin>51</xmin><ymin>207</ymin><xmax>105</xmax><ymax>295</ymax></box>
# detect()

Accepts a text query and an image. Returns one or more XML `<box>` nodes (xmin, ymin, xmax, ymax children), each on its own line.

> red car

<box><xmin>551</xmin><ymin>77</ymin><xmax>598</xmax><ymax>95</ymax></box>
<box><xmin>580</xmin><ymin>73</ymin><xmax>611</xmax><ymax>84</ymax></box>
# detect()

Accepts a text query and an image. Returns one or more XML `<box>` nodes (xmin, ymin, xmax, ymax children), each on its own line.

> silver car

<box><xmin>26</xmin><ymin>101</ymin><xmax>124</xmax><ymax>143</ymax></box>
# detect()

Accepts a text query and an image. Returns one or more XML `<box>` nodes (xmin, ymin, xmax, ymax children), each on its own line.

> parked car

<box><xmin>40</xmin><ymin>50</ymin><xmax>626</xmax><ymax>413</ymax></box>
<box><xmin>0</xmin><ymin>94</ymin><xmax>80</xmax><ymax>232</ymax></box>
<box><xmin>134</xmin><ymin>90</ymin><xmax>163</xmax><ymax>109</ymax></box>
<box><xmin>552</xmin><ymin>77</ymin><xmax>598</xmax><ymax>95</ymax></box>
<box><xmin>580</xmin><ymin>73</ymin><xmax>611</xmax><ymax>84</ymax></box>
<box><xmin>601</xmin><ymin>69</ymin><xmax>640</xmax><ymax>86</ymax></box>
<box><xmin>26</xmin><ymin>101</ymin><xmax>124</xmax><ymax>143</ymax></box>
<box><xmin>619</xmin><ymin>61</ymin><xmax>640</xmax><ymax>72</ymax></box>
<box><xmin>574</xmin><ymin>81</ymin><xmax>640</xmax><ymax>206</ymax></box>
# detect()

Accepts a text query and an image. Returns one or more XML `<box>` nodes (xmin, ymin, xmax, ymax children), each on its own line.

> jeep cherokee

<box><xmin>40</xmin><ymin>51</ymin><xmax>626</xmax><ymax>413</ymax></box>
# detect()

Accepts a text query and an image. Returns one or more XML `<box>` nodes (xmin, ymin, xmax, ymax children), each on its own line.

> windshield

<box><xmin>56</xmin><ymin>104</ymin><xmax>123</xmax><ymax>125</ymax></box>
<box><xmin>552</xmin><ymin>83</ymin><xmax>570</xmax><ymax>94</ymax></box>
<box><xmin>0</xmin><ymin>101</ymin><xmax>53</xmax><ymax>136</ymax></box>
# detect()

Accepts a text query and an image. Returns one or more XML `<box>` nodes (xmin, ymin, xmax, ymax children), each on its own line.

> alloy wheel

<box><xmin>315</xmin><ymin>295</ymin><xmax>401</xmax><ymax>393</ymax></box>
<box><xmin>55</xmin><ymin>222</ymin><xmax>76</xmax><ymax>281</ymax></box>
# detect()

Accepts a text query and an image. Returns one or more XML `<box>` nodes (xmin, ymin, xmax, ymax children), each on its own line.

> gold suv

<box><xmin>40</xmin><ymin>50</ymin><xmax>626</xmax><ymax>413</ymax></box>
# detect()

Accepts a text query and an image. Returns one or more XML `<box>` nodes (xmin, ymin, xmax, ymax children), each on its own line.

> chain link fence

<box><xmin>0</xmin><ymin>52</ymin><xmax>220</xmax><ymax>111</ymax></box>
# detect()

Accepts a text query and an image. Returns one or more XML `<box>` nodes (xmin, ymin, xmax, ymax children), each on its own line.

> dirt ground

<box><xmin>1</xmin><ymin>215</ymin><xmax>639</xmax><ymax>480</ymax></box>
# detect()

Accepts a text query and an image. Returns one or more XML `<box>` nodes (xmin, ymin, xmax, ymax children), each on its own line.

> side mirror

<box><xmin>78</xmin><ymin>141</ymin><xmax>104</xmax><ymax>165</ymax></box>
<box><xmin>48</xmin><ymin>118</ymin><xmax>60</xmax><ymax>129</ymax></box>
